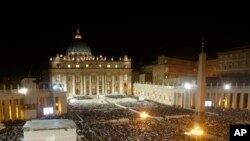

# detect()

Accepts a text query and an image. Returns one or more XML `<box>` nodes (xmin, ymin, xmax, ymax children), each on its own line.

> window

<box><xmin>76</xmin><ymin>64</ymin><xmax>80</xmax><ymax>68</ymax></box>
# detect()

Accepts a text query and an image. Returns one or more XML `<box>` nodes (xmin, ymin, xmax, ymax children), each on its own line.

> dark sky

<box><xmin>1</xmin><ymin>5</ymin><xmax>250</xmax><ymax>80</ymax></box>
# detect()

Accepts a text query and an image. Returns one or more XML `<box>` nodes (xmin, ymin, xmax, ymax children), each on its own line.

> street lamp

<box><xmin>191</xmin><ymin>126</ymin><xmax>203</xmax><ymax>141</ymax></box>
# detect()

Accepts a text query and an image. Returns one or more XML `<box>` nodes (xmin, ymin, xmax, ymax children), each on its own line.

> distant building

<box><xmin>49</xmin><ymin>29</ymin><xmax>132</xmax><ymax>97</ymax></box>
<box><xmin>217</xmin><ymin>47</ymin><xmax>250</xmax><ymax>77</ymax></box>
<box><xmin>139</xmin><ymin>55</ymin><xmax>217</xmax><ymax>84</ymax></box>
<box><xmin>23</xmin><ymin>119</ymin><xmax>76</xmax><ymax>141</ymax></box>
<box><xmin>0</xmin><ymin>78</ymin><xmax>67</xmax><ymax>122</ymax></box>
<box><xmin>134</xmin><ymin>45</ymin><xmax>250</xmax><ymax>110</ymax></box>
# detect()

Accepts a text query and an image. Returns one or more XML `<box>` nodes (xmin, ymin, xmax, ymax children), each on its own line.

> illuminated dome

<box><xmin>66</xmin><ymin>28</ymin><xmax>92</xmax><ymax>55</ymax></box>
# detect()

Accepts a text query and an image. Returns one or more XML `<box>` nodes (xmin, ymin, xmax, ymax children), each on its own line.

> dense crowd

<box><xmin>1</xmin><ymin>96</ymin><xmax>250</xmax><ymax>141</ymax></box>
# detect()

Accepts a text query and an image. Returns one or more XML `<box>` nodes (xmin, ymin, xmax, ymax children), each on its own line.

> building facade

<box><xmin>49</xmin><ymin>29</ymin><xmax>132</xmax><ymax>97</ymax></box>
<box><xmin>0</xmin><ymin>78</ymin><xmax>67</xmax><ymax>122</ymax></box>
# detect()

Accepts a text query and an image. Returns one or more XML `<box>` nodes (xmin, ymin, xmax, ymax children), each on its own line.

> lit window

<box><xmin>107</xmin><ymin>64</ymin><xmax>111</xmax><ymax>68</ymax></box>
<box><xmin>99</xmin><ymin>64</ymin><xmax>102</xmax><ymax>67</ymax></box>
<box><xmin>67</xmin><ymin>64</ymin><xmax>71</xmax><ymax>68</ymax></box>
<box><xmin>115</xmin><ymin>65</ymin><xmax>118</xmax><ymax>68</ymax></box>
<box><xmin>76</xmin><ymin>64</ymin><xmax>80</xmax><ymax>68</ymax></box>
<box><xmin>86</xmin><ymin>64</ymin><xmax>89</xmax><ymax>68</ymax></box>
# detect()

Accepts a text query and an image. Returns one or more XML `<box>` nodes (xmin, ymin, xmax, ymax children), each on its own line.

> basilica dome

<box><xmin>66</xmin><ymin>29</ymin><xmax>92</xmax><ymax>55</ymax></box>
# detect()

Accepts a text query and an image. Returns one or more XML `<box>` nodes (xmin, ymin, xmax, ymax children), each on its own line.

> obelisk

<box><xmin>196</xmin><ymin>39</ymin><xmax>206</xmax><ymax>114</ymax></box>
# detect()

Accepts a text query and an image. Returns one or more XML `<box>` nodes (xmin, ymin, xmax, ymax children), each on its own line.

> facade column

<box><xmin>240</xmin><ymin>93</ymin><xmax>244</xmax><ymax>110</ymax></box>
<box><xmin>4</xmin><ymin>100</ymin><xmax>9</xmax><ymax>121</ymax></box>
<box><xmin>18</xmin><ymin>100</ymin><xmax>22</xmax><ymax>119</ymax></box>
<box><xmin>83</xmin><ymin>75</ymin><xmax>86</xmax><ymax>95</ymax></box>
<box><xmin>63</xmin><ymin>75</ymin><xmax>67</xmax><ymax>92</ymax></box>
<box><xmin>119</xmin><ymin>75</ymin><xmax>123</xmax><ymax>94</ymax></box>
<box><xmin>247</xmin><ymin>93</ymin><xmax>250</xmax><ymax>110</ymax></box>
<box><xmin>112</xmin><ymin>75</ymin><xmax>115</xmax><ymax>94</ymax></box>
<box><xmin>11</xmin><ymin>100</ymin><xmax>16</xmax><ymax>120</ymax></box>
<box><xmin>80</xmin><ymin>75</ymin><xmax>83</xmax><ymax>95</ymax></box>
<box><xmin>102</xmin><ymin>75</ymin><xmax>105</xmax><ymax>94</ymax></box>
<box><xmin>72</xmin><ymin>75</ymin><xmax>75</xmax><ymax>96</ymax></box>
<box><xmin>89</xmin><ymin>75</ymin><xmax>92</xmax><ymax>95</ymax></box>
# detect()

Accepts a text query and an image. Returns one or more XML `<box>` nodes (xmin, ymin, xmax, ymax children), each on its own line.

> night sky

<box><xmin>1</xmin><ymin>5</ymin><xmax>250</xmax><ymax>81</ymax></box>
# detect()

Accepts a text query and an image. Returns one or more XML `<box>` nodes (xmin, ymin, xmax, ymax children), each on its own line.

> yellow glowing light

<box><xmin>191</xmin><ymin>126</ymin><xmax>203</xmax><ymax>136</ymax></box>
<box><xmin>76</xmin><ymin>64</ymin><xmax>80</xmax><ymax>68</ymax></box>
<box><xmin>67</xmin><ymin>64</ymin><xmax>71</xmax><ymax>68</ymax></box>
<box><xmin>140</xmin><ymin>112</ymin><xmax>149</xmax><ymax>119</ymax></box>
<box><xmin>107</xmin><ymin>64</ymin><xmax>111</xmax><ymax>68</ymax></box>
<box><xmin>86</xmin><ymin>64</ymin><xmax>89</xmax><ymax>68</ymax></box>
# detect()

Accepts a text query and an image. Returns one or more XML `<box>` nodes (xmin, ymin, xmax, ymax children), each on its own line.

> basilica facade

<box><xmin>49</xmin><ymin>29</ymin><xmax>132</xmax><ymax>97</ymax></box>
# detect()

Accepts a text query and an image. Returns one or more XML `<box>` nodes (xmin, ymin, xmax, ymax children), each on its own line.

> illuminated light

<box><xmin>60</xmin><ymin>54</ymin><xmax>63</xmax><ymax>57</ymax></box>
<box><xmin>50</xmin><ymin>57</ymin><xmax>52</xmax><ymax>61</ymax></box>
<box><xmin>191</xmin><ymin>126</ymin><xmax>204</xmax><ymax>137</ymax></box>
<box><xmin>223</xmin><ymin>84</ymin><xmax>231</xmax><ymax>90</ymax></box>
<box><xmin>107</xmin><ymin>64</ymin><xmax>111</xmax><ymax>68</ymax></box>
<box><xmin>75</xmin><ymin>28</ymin><xmax>82</xmax><ymax>39</ymax></box>
<box><xmin>69</xmin><ymin>98</ymin><xmax>77</xmax><ymax>104</ymax></box>
<box><xmin>140</xmin><ymin>112</ymin><xmax>149</xmax><ymax>119</ymax></box>
<box><xmin>115</xmin><ymin>65</ymin><xmax>118</xmax><ymax>68</ymax></box>
<box><xmin>18</xmin><ymin>88</ymin><xmax>28</xmax><ymax>94</ymax></box>
<box><xmin>184</xmin><ymin>83</ymin><xmax>192</xmax><ymax>90</ymax></box>
<box><xmin>86</xmin><ymin>64</ymin><xmax>89</xmax><ymax>68</ymax></box>
<box><xmin>99</xmin><ymin>64</ymin><xmax>102</xmax><ymax>67</ymax></box>
<box><xmin>53</xmin><ymin>84</ymin><xmax>63</xmax><ymax>91</ymax></box>
<box><xmin>55</xmin><ymin>103</ymin><xmax>59</xmax><ymax>106</ymax></box>
<box><xmin>67</xmin><ymin>64</ymin><xmax>71</xmax><ymax>68</ymax></box>
<box><xmin>138</xmin><ymin>96</ymin><xmax>144</xmax><ymax>101</ymax></box>
<box><xmin>76</xmin><ymin>64</ymin><xmax>80</xmax><ymax>68</ymax></box>
<box><xmin>43</xmin><ymin>107</ymin><xmax>54</xmax><ymax>115</ymax></box>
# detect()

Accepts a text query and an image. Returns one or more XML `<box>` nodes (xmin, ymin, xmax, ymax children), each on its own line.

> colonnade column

<box><xmin>97</xmin><ymin>75</ymin><xmax>99</xmax><ymax>95</ymax></box>
<box><xmin>112</xmin><ymin>75</ymin><xmax>115</xmax><ymax>94</ymax></box>
<box><xmin>80</xmin><ymin>75</ymin><xmax>83</xmax><ymax>95</ymax></box>
<box><xmin>231</xmin><ymin>93</ymin><xmax>237</xmax><ymax>109</ymax></box>
<box><xmin>0</xmin><ymin>100</ymin><xmax>2</xmax><ymax>121</ymax></box>
<box><xmin>72</xmin><ymin>75</ymin><xmax>75</xmax><ymax>95</ymax></box>
<box><xmin>89</xmin><ymin>75</ymin><xmax>92</xmax><ymax>95</ymax></box>
<box><xmin>83</xmin><ymin>75</ymin><xmax>86</xmax><ymax>95</ymax></box>
<box><xmin>102</xmin><ymin>75</ymin><xmax>105</xmax><ymax>94</ymax></box>
<box><xmin>119</xmin><ymin>75</ymin><xmax>123</xmax><ymax>94</ymax></box>
<box><xmin>247</xmin><ymin>93</ymin><xmax>250</xmax><ymax>110</ymax></box>
<box><xmin>240</xmin><ymin>93</ymin><xmax>244</xmax><ymax>109</ymax></box>
<box><xmin>226</xmin><ymin>93</ymin><xmax>231</xmax><ymax>109</ymax></box>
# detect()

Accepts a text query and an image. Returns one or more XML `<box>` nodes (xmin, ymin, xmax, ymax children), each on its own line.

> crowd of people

<box><xmin>1</xmin><ymin>96</ymin><xmax>250</xmax><ymax>141</ymax></box>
